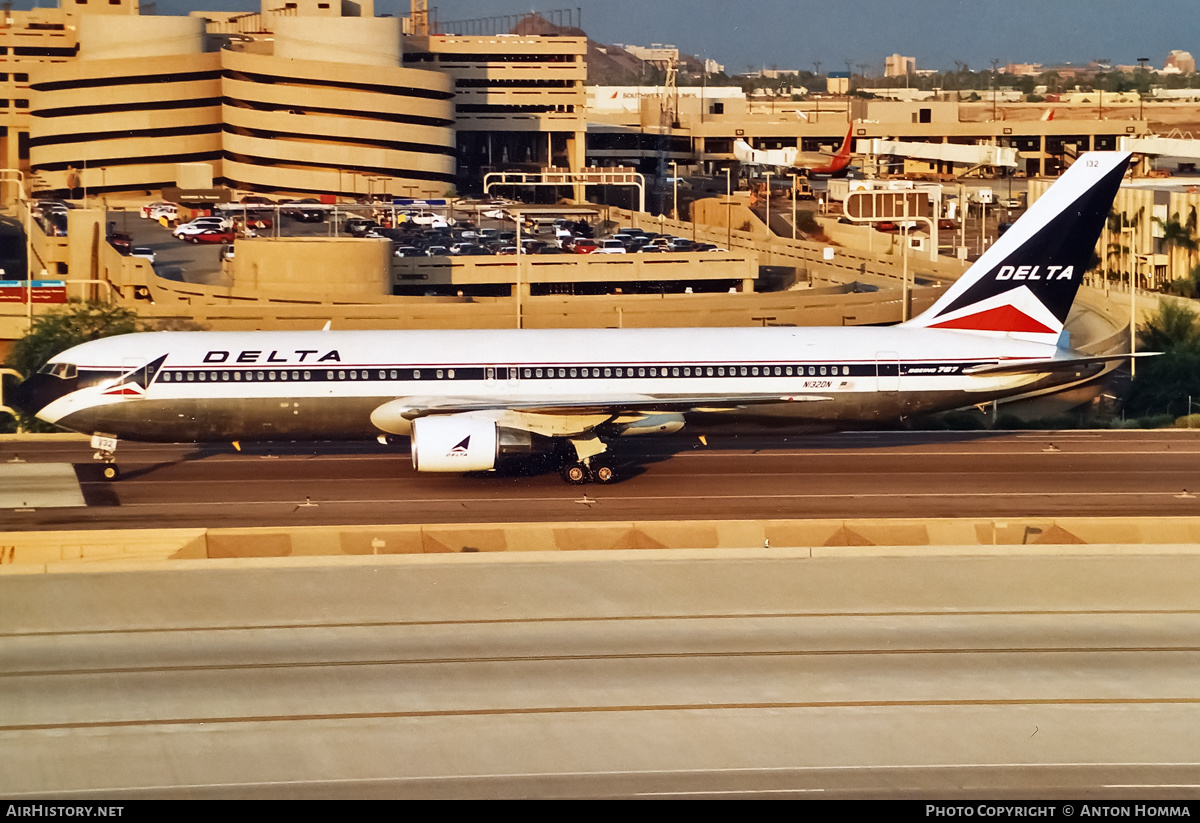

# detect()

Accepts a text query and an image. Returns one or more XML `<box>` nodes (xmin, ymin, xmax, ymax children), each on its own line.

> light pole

<box><xmin>1137</xmin><ymin>57</ymin><xmax>1149</xmax><ymax>122</ymax></box>
<box><xmin>1123</xmin><ymin>226</ymin><xmax>1136</xmax><ymax>377</ymax></box>
<box><xmin>723</xmin><ymin>167</ymin><xmax>732</xmax><ymax>249</ymax></box>
<box><xmin>669</xmin><ymin>160</ymin><xmax>678</xmax><ymax>220</ymax></box>
<box><xmin>791</xmin><ymin>173</ymin><xmax>798</xmax><ymax>241</ymax></box>
<box><xmin>764</xmin><ymin>170</ymin><xmax>773</xmax><ymax>237</ymax></box>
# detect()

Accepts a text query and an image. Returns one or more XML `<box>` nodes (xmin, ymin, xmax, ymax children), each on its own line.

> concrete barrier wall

<box><xmin>8</xmin><ymin>516</ymin><xmax>1200</xmax><ymax>572</ymax></box>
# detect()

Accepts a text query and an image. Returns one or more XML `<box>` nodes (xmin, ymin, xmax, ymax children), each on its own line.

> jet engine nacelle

<box><xmin>410</xmin><ymin>416</ymin><xmax>555</xmax><ymax>472</ymax></box>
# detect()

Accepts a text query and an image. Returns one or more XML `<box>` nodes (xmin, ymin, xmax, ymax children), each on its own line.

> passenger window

<box><xmin>820</xmin><ymin>367</ymin><xmax>827</xmax><ymax>376</ymax></box>
<box><xmin>535</xmin><ymin>369</ymin><xmax>543</xmax><ymax>378</ymax></box>
<box><xmin>740</xmin><ymin>367</ymin><xmax>747</xmax><ymax>376</ymax></box>
<box><xmin>448</xmin><ymin>369</ymin><xmax>455</xmax><ymax>379</ymax></box>
<box><xmin>605</xmin><ymin>368</ymin><xmax>611</xmax><ymax>377</ymax></box>
<box><xmin>638</xmin><ymin>368</ymin><xmax>645</xmax><ymax>377</ymax></box>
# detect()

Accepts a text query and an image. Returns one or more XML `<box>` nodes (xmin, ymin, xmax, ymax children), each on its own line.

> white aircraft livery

<box><xmin>9</xmin><ymin>152</ymin><xmax>1133</xmax><ymax>484</ymax></box>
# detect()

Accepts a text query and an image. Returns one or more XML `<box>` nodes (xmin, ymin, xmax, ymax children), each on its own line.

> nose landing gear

<box><xmin>91</xmin><ymin>433</ymin><xmax>121</xmax><ymax>482</ymax></box>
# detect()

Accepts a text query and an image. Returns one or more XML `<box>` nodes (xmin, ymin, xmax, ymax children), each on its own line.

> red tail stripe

<box><xmin>928</xmin><ymin>304</ymin><xmax>1055</xmax><ymax>334</ymax></box>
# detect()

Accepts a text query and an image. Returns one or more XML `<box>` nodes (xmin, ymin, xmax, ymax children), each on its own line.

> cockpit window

<box><xmin>39</xmin><ymin>362</ymin><xmax>77</xmax><ymax>379</ymax></box>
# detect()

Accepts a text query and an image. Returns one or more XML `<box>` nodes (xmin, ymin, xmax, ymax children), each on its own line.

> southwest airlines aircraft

<box><xmin>9</xmin><ymin>152</ymin><xmax>1132</xmax><ymax>484</ymax></box>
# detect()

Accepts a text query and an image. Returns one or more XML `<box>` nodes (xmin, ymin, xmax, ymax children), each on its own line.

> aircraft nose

<box><xmin>6</xmin><ymin>372</ymin><xmax>72</xmax><ymax>418</ymax></box>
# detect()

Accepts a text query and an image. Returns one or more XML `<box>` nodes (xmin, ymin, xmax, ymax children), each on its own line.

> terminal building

<box><xmin>0</xmin><ymin>0</ymin><xmax>1158</xmax><ymax>208</ymax></box>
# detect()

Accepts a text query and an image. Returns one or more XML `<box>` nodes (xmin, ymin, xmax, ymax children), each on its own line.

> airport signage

<box><xmin>162</xmin><ymin>187</ymin><xmax>233</xmax><ymax>206</ymax></box>
<box><xmin>0</xmin><ymin>280</ymin><xmax>67</xmax><ymax>303</ymax></box>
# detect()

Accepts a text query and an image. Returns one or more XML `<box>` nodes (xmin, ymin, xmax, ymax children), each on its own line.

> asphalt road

<box><xmin>5</xmin><ymin>548</ymin><xmax>1200</xmax><ymax>798</ymax></box>
<box><xmin>3</xmin><ymin>429</ymin><xmax>1200</xmax><ymax>531</ymax></box>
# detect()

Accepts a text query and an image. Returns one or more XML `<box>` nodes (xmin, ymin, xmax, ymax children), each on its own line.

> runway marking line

<box><xmin>5</xmin><ymin>607</ymin><xmax>1197</xmax><ymax>638</ymax></box>
<box><xmin>8</xmin><ymin>642</ymin><xmax>1200</xmax><ymax>678</ymax></box>
<box><xmin>7</xmin><ymin>697</ymin><xmax>1200</xmax><ymax>733</ymax></box>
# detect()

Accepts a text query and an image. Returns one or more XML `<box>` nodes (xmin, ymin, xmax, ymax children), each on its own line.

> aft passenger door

<box><xmin>876</xmin><ymin>352</ymin><xmax>899</xmax><ymax>392</ymax></box>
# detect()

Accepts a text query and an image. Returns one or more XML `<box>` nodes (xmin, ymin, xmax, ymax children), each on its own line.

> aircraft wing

<box><xmin>370</xmin><ymin>392</ymin><xmax>832</xmax><ymax>435</ymax></box>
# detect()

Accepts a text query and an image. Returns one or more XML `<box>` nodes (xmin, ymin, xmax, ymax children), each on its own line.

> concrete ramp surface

<box><xmin>0</xmin><ymin>463</ymin><xmax>86</xmax><ymax>509</ymax></box>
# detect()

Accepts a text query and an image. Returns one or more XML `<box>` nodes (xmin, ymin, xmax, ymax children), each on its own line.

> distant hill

<box><xmin>509</xmin><ymin>13</ymin><xmax>707</xmax><ymax>86</ymax></box>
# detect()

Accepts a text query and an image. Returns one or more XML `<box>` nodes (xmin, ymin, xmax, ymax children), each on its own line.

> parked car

<box><xmin>594</xmin><ymin>239</ymin><xmax>627</xmax><ymax>254</ymax></box>
<box><xmin>570</xmin><ymin>238</ymin><xmax>598</xmax><ymax>254</ymax></box>
<box><xmin>407</xmin><ymin>211</ymin><xmax>454</xmax><ymax>228</ymax></box>
<box><xmin>344</xmin><ymin>217</ymin><xmax>379</xmax><ymax>237</ymax></box>
<box><xmin>243</xmin><ymin>212</ymin><xmax>274</xmax><ymax>230</ymax></box>
<box><xmin>393</xmin><ymin>246</ymin><xmax>423</xmax><ymax>258</ymax></box>
<box><xmin>173</xmin><ymin>217</ymin><xmax>231</xmax><ymax>239</ymax></box>
<box><xmin>130</xmin><ymin>246</ymin><xmax>156</xmax><ymax>264</ymax></box>
<box><xmin>147</xmin><ymin>203</ymin><xmax>179</xmax><ymax>223</ymax></box>
<box><xmin>140</xmin><ymin>201</ymin><xmax>176</xmax><ymax>219</ymax></box>
<box><xmin>281</xmin><ymin>198</ymin><xmax>325</xmax><ymax>222</ymax></box>
<box><xmin>107</xmin><ymin>231</ymin><xmax>133</xmax><ymax>255</ymax></box>
<box><xmin>220</xmin><ymin>243</ymin><xmax>235</xmax><ymax>262</ymax></box>
<box><xmin>185</xmin><ymin>228</ymin><xmax>236</xmax><ymax>244</ymax></box>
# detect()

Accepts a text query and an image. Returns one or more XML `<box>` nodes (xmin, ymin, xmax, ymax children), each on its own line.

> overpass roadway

<box><xmin>4</xmin><ymin>546</ymin><xmax>1200</xmax><ymax>798</ymax></box>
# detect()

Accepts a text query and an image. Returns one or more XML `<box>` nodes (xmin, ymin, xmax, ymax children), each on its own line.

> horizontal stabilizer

<box><xmin>963</xmin><ymin>352</ymin><xmax>1157</xmax><ymax>377</ymax></box>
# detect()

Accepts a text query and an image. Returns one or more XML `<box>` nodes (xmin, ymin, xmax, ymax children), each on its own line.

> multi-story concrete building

<box><xmin>0</xmin><ymin>0</ymin><xmax>1161</xmax><ymax>209</ymax></box>
<box><xmin>401</xmin><ymin>31</ymin><xmax>586</xmax><ymax>187</ymax></box>
<box><xmin>884</xmin><ymin>54</ymin><xmax>915</xmax><ymax>78</ymax></box>
<box><xmin>23</xmin><ymin>1</ymin><xmax>458</xmax><ymax>200</ymax></box>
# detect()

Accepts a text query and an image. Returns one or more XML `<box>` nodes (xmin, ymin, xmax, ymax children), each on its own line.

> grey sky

<box><xmin>85</xmin><ymin>1</ymin><xmax>1200</xmax><ymax>74</ymax></box>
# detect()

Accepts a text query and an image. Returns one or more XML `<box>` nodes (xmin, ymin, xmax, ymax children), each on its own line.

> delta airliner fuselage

<box><xmin>28</xmin><ymin>325</ymin><xmax>1093</xmax><ymax>443</ymax></box>
<box><xmin>8</xmin><ymin>151</ymin><xmax>1134</xmax><ymax>484</ymax></box>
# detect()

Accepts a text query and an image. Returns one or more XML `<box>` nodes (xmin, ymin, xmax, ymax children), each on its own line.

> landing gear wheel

<box><xmin>561</xmin><ymin>463</ymin><xmax>588</xmax><ymax>484</ymax></box>
<box><xmin>592</xmin><ymin>464</ymin><xmax>616</xmax><ymax>484</ymax></box>
<box><xmin>101</xmin><ymin>464</ymin><xmax>120</xmax><ymax>482</ymax></box>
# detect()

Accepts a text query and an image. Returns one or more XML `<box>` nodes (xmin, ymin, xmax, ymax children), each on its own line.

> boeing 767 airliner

<box><xmin>8</xmin><ymin>151</ymin><xmax>1134</xmax><ymax>484</ymax></box>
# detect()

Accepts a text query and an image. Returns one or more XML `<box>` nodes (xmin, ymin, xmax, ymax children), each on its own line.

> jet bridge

<box><xmin>1120</xmin><ymin>135</ymin><xmax>1200</xmax><ymax>163</ymax></box>
<box><xmin>868</xmin><ymin>139</ymin><xmax>1018</xmax><ymax>170</ymax></box>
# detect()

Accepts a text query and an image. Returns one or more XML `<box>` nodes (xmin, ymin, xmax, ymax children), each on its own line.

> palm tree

<box><xmin>1105</xmin><ymin>206</ymin><xmax>1146</xmax><ymax>285</ymax></box>
<box><xmin>1154</xmin><ymin>209</ymin><xmax>1200</xmax><ymax>287</ymax></box>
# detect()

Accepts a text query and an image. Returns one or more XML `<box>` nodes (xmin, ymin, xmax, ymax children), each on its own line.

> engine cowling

<box><xmin>410</xmin><ymin>416</ymin><xmax>555</xmax><ymax>472</ymax></box>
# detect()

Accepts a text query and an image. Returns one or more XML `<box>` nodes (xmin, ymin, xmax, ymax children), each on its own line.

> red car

<box><xmin>186</xmin><ymin>228</ymin><xmax>236</xmax><ymax>244</ymax></box>
<box><xmin>571</xmin><ymin>238</ymin><xmax>598</xmax><ymax>254</ymax></box>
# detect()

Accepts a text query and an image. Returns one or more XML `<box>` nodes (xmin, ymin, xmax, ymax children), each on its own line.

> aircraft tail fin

<box><xmin>903</xmin><ymin>151</ymin><xmax>1130</xmax><ymax>345</ymax></box>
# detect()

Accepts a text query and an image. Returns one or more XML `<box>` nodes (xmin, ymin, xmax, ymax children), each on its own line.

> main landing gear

<box><xmin>91</xmin><ymin>433</ymin><xmax>121</xmax><ymax>482</ymax></box>
<box><xmin>558</xmin><ymin>435</ymin><xmax>617</xmax><ymax>485</ymax></box>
